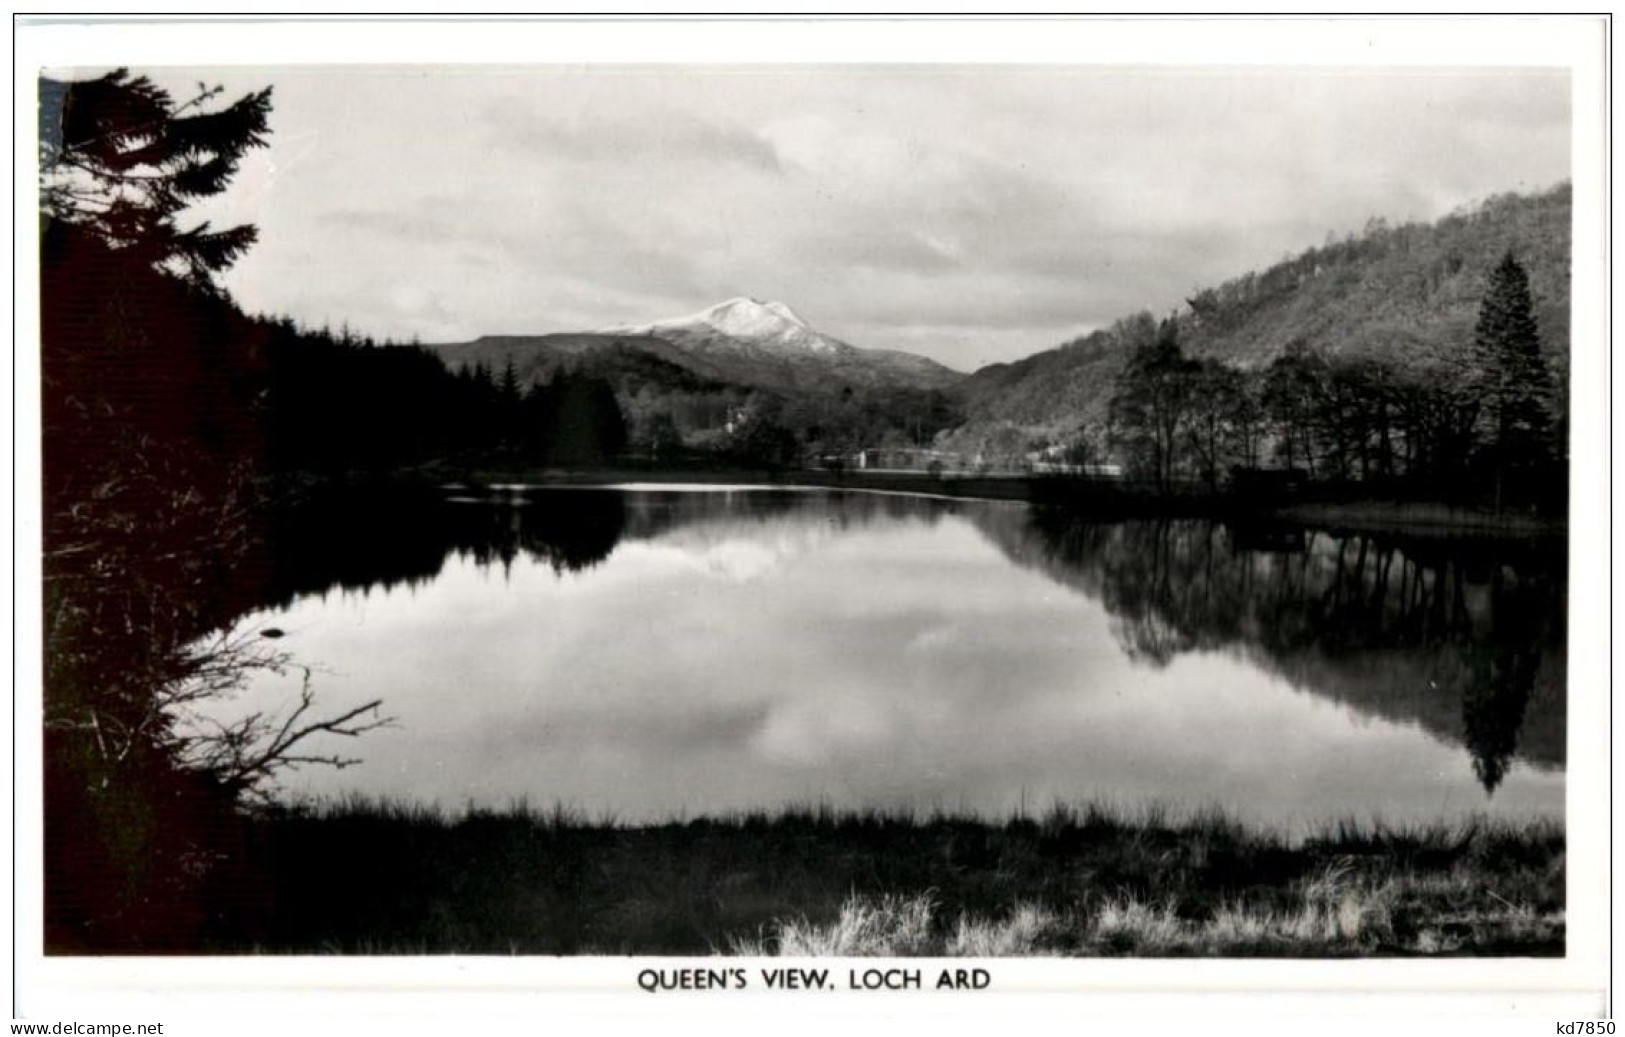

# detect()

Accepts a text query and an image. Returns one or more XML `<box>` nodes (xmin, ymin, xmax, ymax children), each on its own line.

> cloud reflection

<box><xmin>225</xmin><ymin>492</ymin><xmax>1564</xmax><ymax>826</ymax></box>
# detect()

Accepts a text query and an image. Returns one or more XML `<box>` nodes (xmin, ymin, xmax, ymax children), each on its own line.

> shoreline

<box><xmin>361</xmin><ymin>465</ymin><xmax>1569</xmax><ymax>537</ymax></box>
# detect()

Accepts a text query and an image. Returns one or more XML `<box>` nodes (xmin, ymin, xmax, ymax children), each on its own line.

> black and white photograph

<box><xmin>13</xmin><ymin>13</ymin><xmax>1611</xmax><ymax>1025</ymax></box>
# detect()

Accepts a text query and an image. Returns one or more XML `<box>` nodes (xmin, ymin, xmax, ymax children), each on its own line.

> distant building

<box><xmin>855</xmin><ymin>447</ymin><xmax>961</xmax><ymax>473</ymax></box>
<box><xmin>1029</xmin><ymin>460</ymin><xmax>1123</xmax><ymax>478</ymax></box>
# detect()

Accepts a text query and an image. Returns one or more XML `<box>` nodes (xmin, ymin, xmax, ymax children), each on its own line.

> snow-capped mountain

<box><xmin>599</xmin><ymin>297</ymin><xmax>856</xmax><ymax>358</ymax></box>
<box><xmin>593</xmin><ymin>296</ymin><xmax>960</xmax><ymax>392</ymax></box>
<box><xmin>424</xmin><ymin>297</ymin><xmax>962</xmax><ymax>398</ymax></box>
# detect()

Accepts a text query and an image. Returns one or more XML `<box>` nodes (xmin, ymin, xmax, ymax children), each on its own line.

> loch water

<box><xmin>218</xmin><ymin>486</ymin><xmax>1565</xmax><ymax>828</ymax></box>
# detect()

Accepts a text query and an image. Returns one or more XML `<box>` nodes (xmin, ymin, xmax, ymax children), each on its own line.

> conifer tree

<box><xmin>500</xmin><ymin>356</ymin><xmax>522</xmax><ymax>401</ymax></box>
<box><xmin>1472</xmin><ymin>251</ymin><xmax>1555</xmax><ymax>481</ymax></box>
<box><xmin>40</xmin><ymin>68</ymin><xmax>272</xmax><ymax>288</ymax></box>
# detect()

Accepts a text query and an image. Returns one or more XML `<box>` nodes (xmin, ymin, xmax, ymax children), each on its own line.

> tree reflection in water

<box><xmin>251</xmin><ymin>484</ymin><xmax>948</xmax><ymax>605</ymax></box>
<box><xmin>974</xmin><ymin>507</ymin><xmax>1565</xmax><ymax>795</ymax></box>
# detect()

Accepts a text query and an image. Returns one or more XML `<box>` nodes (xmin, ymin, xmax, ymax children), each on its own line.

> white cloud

<box><xmin>152</xmin><ymin>65</ymin><xmax>1569</xmax><ymax>367</ymax></box>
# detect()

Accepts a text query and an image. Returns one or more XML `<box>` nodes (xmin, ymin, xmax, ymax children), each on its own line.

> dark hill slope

<box><xmin>956</xmin><ymin>183</ymin><xmax>1572</xmax><ymax>434</ymax></box>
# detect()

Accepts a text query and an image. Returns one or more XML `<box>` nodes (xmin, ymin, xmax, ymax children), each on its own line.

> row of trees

<box><xmin>1106</xmin><ymin>251</ymin><xmax>1562</xmax><ymax>508</ymax></box>
<box><xmin>263</xmin><ymin>331</ymin><xmax>960</xmax><ymax>478</ymax></box>
<box><xmin>264</xmin><ymin>325</ymin><xmax>631</xmax><ymax>474</ymax></box>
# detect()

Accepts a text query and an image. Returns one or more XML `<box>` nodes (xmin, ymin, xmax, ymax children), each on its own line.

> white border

<box><xmin>10</xmin><ymin>15</ymin><xmax>1612</xmax><ymax>1027</ymax></box>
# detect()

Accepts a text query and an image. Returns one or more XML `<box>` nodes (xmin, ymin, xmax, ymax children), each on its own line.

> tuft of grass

<box><xmin>1088</xmin><ymin>896</ymin><xmax>1184</xmax><ymax>954</ymax></box>
<box><xmin>769</xmin><ymin>893</ymin><xmax>939</xmax><ymax>957</ymax></box>
<box><xmin>948</xmin><ymin>903</ymin><xmax>1065</xmax><ymax>956</ymax></box>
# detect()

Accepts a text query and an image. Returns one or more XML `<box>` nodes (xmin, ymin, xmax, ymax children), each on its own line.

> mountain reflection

<box><xmin>247</xmin><ymin>487</ymin><xmax>1564</xmax><ymax>796</ymax></box>
<box><xmin>971</xmin><ymin>507</ymin><xmax>1565</xmax><ymax>793</ymax></box>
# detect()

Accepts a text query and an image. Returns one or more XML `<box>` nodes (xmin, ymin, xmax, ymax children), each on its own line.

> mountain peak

<box><xmin>695</xmin><ymin>296</ymin><xmax>818</xmax><ymax>342</ymax></box>
<box><xmin>707</xmin><ymin>296</ymin><xmax>807</xmax><ymax>329</ymax></box>
<box><xmin>600</xmin><ymin>296</ymin><xmax>848</xmax><ymax>356</ymax></box>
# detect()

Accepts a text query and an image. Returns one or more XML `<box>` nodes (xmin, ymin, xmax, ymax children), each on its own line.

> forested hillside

<box><xmin>956</xmin><ymin>183</ymin><xmax>1572</xmax><ymax>438</ymax></box>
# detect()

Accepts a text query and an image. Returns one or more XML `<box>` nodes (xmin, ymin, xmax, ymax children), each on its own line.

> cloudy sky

<box><xmin>140</xmin><ymin>64</ymin><xmax>1569</xmax><ymax>372</ymax></box>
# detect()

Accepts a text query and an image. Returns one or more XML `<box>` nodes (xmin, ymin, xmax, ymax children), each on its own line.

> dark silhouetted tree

<box><xmin>1109</xmin><ymin>317</ymin><xmax>1197</xmax><ymax>488</ymax></box>
<box><xmin>642</xmin><ymin>411</ymin><xmax>682</xmax><ymax>461</ymax></box>
<box><xmin>1261</xmin><ymin>340</ymin><xmax>1325</xmax><ymax>474</ymax></box>
<box><xmin>39</xmin><ymin>71</ymin><xmax>402</xmax><ymax>950</ymax></box>
<box><xmin>1472</xmin><ymin>251</ymin><xmax>1556</xmax><ymax>502</ymax></box>
<box><xmin>729</xmin><ymin>397</ymin><xmax>802</xmax><ymax>471</ymax></box>
<box><xmin>540</xmin><ymin>372</ymin><xmax>628</xmax><ymax>466</ymax></box>
<box><xmin>40</xmin><ymin>69</ymin><xmax>272</xmax><ymax>288</ymax></box>
<box><xmin>1185</xmin><ymin>360</ymin><xmax>1254</xmax><ymax>488</ymax></box>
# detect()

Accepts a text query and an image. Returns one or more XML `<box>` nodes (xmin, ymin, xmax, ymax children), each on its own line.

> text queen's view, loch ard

<box><xmin>37</xmin><ymin>60</ymin><xmax>1581</xmax><ymax>962</ymax></box>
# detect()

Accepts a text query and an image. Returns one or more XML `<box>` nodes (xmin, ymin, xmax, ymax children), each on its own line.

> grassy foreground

<box><xmin>216</xmin><ymin>798</ymin><xmax>1562</xmax><ymax>957</ymax></box>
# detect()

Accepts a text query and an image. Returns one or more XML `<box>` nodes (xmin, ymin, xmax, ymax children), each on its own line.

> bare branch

<box><xmin>173</xmin><ymin>665</ymin><xmax>395</xmax><ymax>796</ymax></box>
